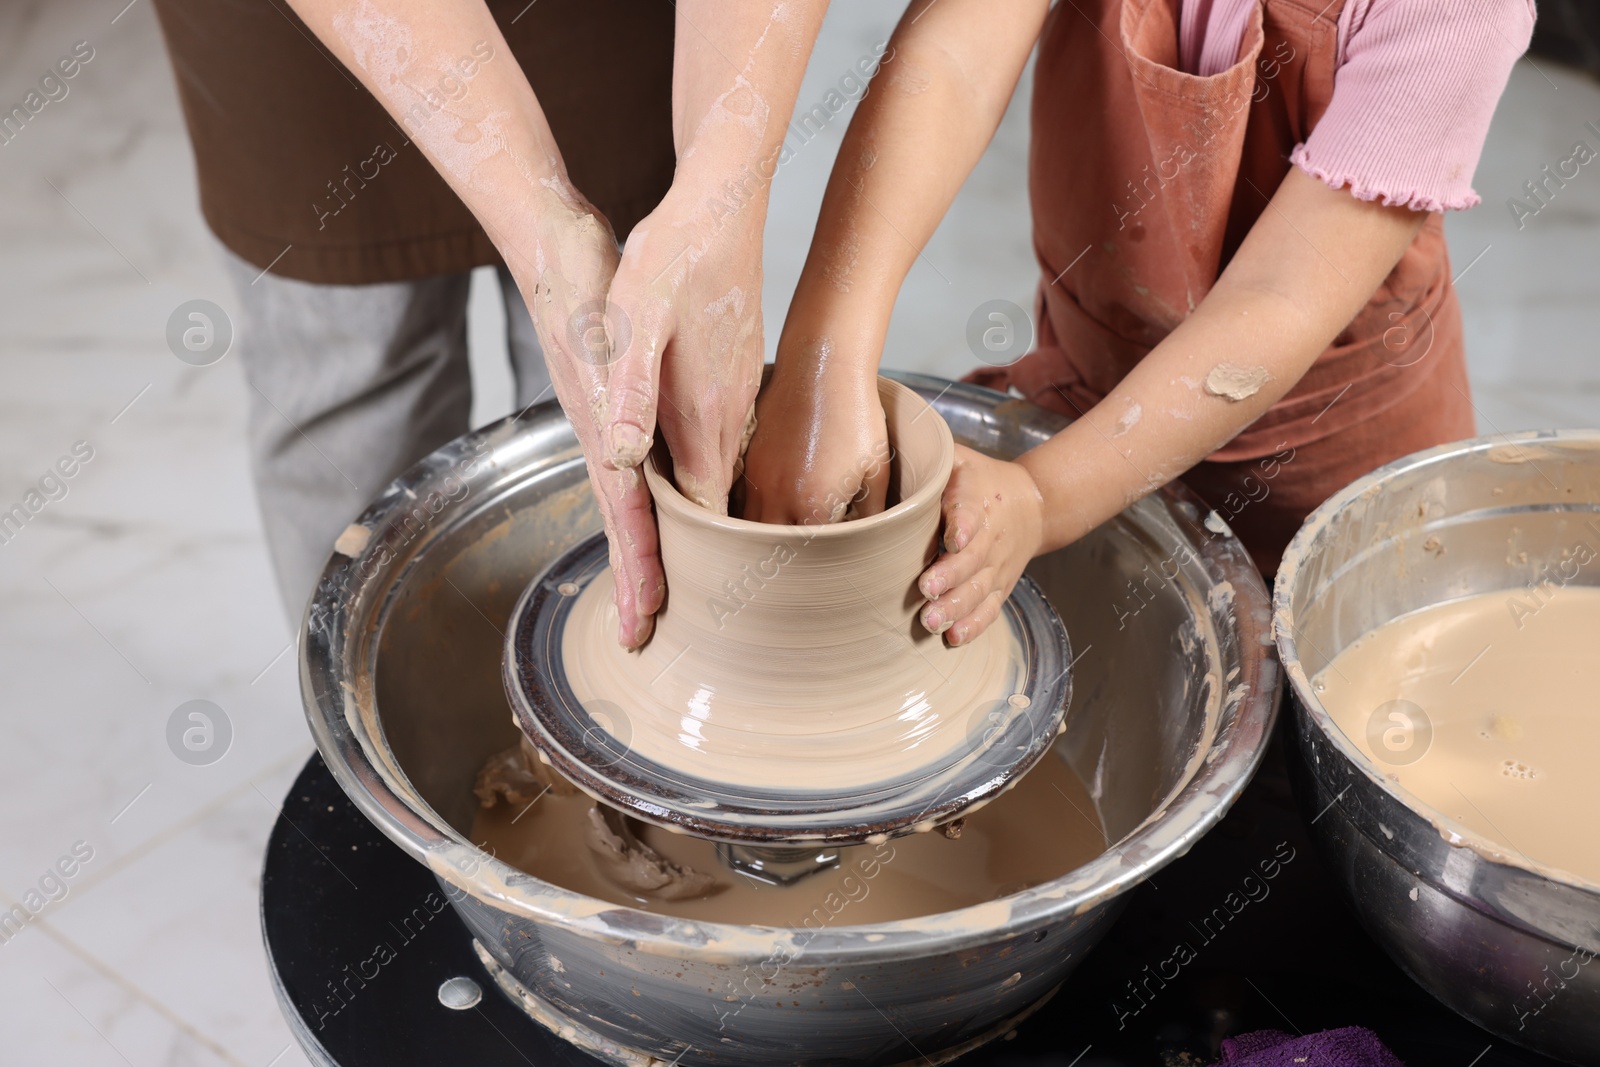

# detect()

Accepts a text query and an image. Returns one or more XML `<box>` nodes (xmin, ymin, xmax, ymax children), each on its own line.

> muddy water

<box><xmin>470</xmin><ymin>748</ymin><xmax>1107</xmax><ymax>925</ymax></box>
<box><xmin>1315</xmin><ymin>586</ymin><xmax>1600</xmax><ymax>884</ymax></box>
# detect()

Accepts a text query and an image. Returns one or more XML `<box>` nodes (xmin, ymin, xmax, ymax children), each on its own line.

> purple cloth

<box><xmin>1216</xmin><ymin>1027</ymin><xmax>1407</xmax><ymax>1067</ymax></box>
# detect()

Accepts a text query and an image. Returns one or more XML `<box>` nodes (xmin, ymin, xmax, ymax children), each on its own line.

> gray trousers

<box><xmin>222</xmin><ymin>249</ymin><xmax>550</xmax><ymax>624</ymax></box>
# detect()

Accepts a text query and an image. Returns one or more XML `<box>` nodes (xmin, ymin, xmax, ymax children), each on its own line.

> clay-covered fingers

<box><xmin>592</xmin><ymin>463</ymin><xmax>664</xmax><ymax>648</ymax></box>
<box><xmin>658</xmin><ymin>254</ymin><xmax>765</xmax><ymax>514</ymax></box>
<box><xmin>919</xmin><ymin>449</ymin><xmax>992</xmax><ymax>602</ymax></box>
<box><xmin>595</xmin><ymin>284</ymin><xmax>665</xmax><ymax>475</ymax></box>
<box><xmin>917</xmin><ymin>494</ymin><xmax>1000</xmax><ymax>644</ymax></box>
<box><xmin>587</xmin><ymin>292</ymin><xmax>673</xmax><ymax>645</ymax></box>
<box><xmin>655</xmin><ymin>338</ymin><xmax>763</xmax><ymax>514</ymax></box>
<box><xmin>917</xmin><ymin>446</ymin><xmax>1046</xmax><ymax>646</ymax></box>
<box><xmin>922</xmin><ymin>573</ymin><xmax>1005</xmax><ymax>646</ymax></box>
<box><xmin>603</xmin><ymin>199</ymin><xmax>766</xmax><ymax>516</ymax></box>
<box><xmin>506</xmin><ymin>195</ymin><xmax>670</xmax><ymax>649</ymax></box>
<box><xmin>937</xmin><ymin>588</ymin><xmax>1008</xmax><ymax>648</ymax></box>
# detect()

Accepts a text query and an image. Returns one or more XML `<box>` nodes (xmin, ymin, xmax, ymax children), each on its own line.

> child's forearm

<box><xmin>778</xmin><ymin>0</ymin><xmax>1049</xmax><ymax>379</ymax></box>
<box><xmin>1017</xmin><ymin>168</ymin><xmax>1428</xmax><ymax>552</ymax></box>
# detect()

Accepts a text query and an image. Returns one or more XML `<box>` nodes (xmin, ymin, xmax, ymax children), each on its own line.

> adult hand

<box><xmin>504</xmin><ymin>185</ymin><xmax>665</xmax><ymax>650</ymax></box>
<box><xmin>577</xmin><ymin>0</ymin><xmax>825</xmax><ymax>644</ymax></box>
<box><xmin>740</xmin><ymin>344</ymin><xmax>890</xmax><ymax>524</ymax></box>
<box><xmin>279</xmin><ymin>0</ymin><xmax>827</xmax><ymax>648</ymax></box>
<box><xmin>917</xmin><ymin>446</ymin><xmax>1045</xmax><ymax>646</ymax></box>
<box><xmin>600</xmin><ymin>174</ymin><xmax>767</xmax><ymax>516</ymax></box>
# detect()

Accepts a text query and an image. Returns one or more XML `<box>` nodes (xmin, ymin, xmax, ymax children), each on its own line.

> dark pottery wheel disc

<box><xmin>503</xmin><ymin>531</ymin><xmax>1073</xmax><ymax>846</ymax></box>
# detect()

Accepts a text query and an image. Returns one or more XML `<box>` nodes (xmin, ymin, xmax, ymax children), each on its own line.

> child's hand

<box><xmin>918</xmin><ymin>446</ymin><xmax>1045</xmax><ymax>646</ymax></box>
<box><xmin>740</xmin><ymin>357</ymin><xmax>890</xmax><ymax>524</ymax></box>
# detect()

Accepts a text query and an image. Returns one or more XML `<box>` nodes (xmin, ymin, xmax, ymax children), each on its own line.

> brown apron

<box><xmin>970</xmin><ymin>0</ymin><xmax>1474</xmax><ymax>575</ymax></box>
<box><xmin>150</xmin><ymin>0</ymin><xmax>676</xmax><ymax>285</ymax></box>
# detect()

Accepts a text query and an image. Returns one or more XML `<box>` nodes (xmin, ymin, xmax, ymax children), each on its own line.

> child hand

<box><xmin>740</xmin><ymin>357</ymin><xmax>890</xmax><ymax>524</ymax></box>
<box><xmin>918</xmin><ymin>446</ymin><xmax>1045</xmax><ymax>646</ymax></box>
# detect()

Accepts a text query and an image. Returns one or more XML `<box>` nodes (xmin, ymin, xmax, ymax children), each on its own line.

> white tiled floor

<box><xmin>1</xmin><ymin>1</ymin><xmax>1597</xmax><ymax>1063</ymax></box>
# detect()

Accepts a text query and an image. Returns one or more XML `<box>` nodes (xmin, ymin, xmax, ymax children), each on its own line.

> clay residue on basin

<box><xmin>470</xmin><ymin>742</ymin><xmax>1107</xmax><ymax>925</ymax></box>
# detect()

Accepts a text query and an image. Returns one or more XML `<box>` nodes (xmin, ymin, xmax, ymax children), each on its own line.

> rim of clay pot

<box><xmin>301</xmin><ymin>373</ymin><xmax>1279</xmax><ymax>964</ymax></box>
<box><xmin>642</xmin><ymin>376</ymin><xmax>954</xmax><ymax>534</ymax></box>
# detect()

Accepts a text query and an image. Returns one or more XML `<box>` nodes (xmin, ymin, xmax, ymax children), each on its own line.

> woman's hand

<box><xmin>281</xmin><ymin>0</ymin><xmax>829</xmax><ymax>649</ymax></box>
<box><xmin>596</xmin><ymin>0</ymin><xmax>830</xmax><ymax>521</ymax></box>
<box><xmin>740</xmin><ymin>343</ymin><xmax>891</xmax><ymax>524</ymax></box>
<box><xmin>918</xmin><ymin>446</ymin><xmax>1045</xmax><ymax>646</ymax></box>
<box><xmin>600</xmin><ymin>175</ymin><xmax>766</xmax><ymax>516</ymax></box>
<box><xmin>505</xmin><ymin>188</ymin><xmax>670</xmax><ymax>650</ymax></box>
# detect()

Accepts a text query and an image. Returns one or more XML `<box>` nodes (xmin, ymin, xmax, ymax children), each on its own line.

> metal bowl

<box><xmin>300</xmin><ymin>373</ymin><xmax>1278</xmax><ymax>1065</ymax></box>
<box><xmin>1274</xmin><ymin>430</ymin><xmax>1600</xmax><ymax>1066</ymax></box>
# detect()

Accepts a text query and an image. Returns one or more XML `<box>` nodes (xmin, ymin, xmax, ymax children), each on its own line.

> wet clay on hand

<box><xmin>558</xmin><ymin>378</ymin><xmax>1030</xmax><ymax>796</ymax></box>
<box><xmin>1315</xmin><ymin>587</ymin><xmax>1600</xmax><ymax>884</ymax></box>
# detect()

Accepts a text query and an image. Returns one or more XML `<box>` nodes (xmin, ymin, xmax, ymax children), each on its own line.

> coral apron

<box><xmin>970</xmin><ymin>0</ymin><xmax>1474</xmax><ymax>575</ymax></box>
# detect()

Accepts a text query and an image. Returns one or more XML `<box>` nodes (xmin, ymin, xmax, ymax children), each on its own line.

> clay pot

<box><xmin>642</xmin><ymin>374</ymin><xmax>951</xmax><ymax>728</ymax></box>
<box><xmin>558</xmin><ymin>377</ymin><xmax>1022</xmax><ymax>796</ymax></box>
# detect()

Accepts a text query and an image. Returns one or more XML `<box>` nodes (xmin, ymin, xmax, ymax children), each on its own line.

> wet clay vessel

<box><xmin>505</xmin><ymin>378</ymin><xmax>1072</xmax><ymax>844</ymax></box>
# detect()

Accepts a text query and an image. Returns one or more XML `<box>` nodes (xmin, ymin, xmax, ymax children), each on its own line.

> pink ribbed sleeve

<box><xmin>1290</xmin><ymin>0</ymin><xmax>1536</xmax><ymax>212</ymax></box>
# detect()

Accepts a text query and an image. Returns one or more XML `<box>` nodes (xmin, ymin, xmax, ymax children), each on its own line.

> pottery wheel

<box><xmin>503</xmin><ymin>531</ymin><xmax>1072</xmax><ymax>846</ymax></box>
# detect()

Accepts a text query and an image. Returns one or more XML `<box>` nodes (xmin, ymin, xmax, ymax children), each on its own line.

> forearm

<box><xmin>284</xmin><ymin>0</ymin><xmax>579</xmax><ymax>274</ymax></box>
<box><xmin>1018</xmin><ymin>288</ymin><xmax>1324</xmax><ymax>552</ymax></box>
<box><xmin>779</xmin><ymin>0</ymin><xmax>1049</xmax><ymax>376</ymax></box>
<box><xmin>1018</xmin><ymin>169</ymin><xmax>1428</xmax><ymax>551</ymax></box>
<box><xmin>669</xmin><ymin>2</ymin><xmax>829</xmax><ymax>209</ymax></box>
